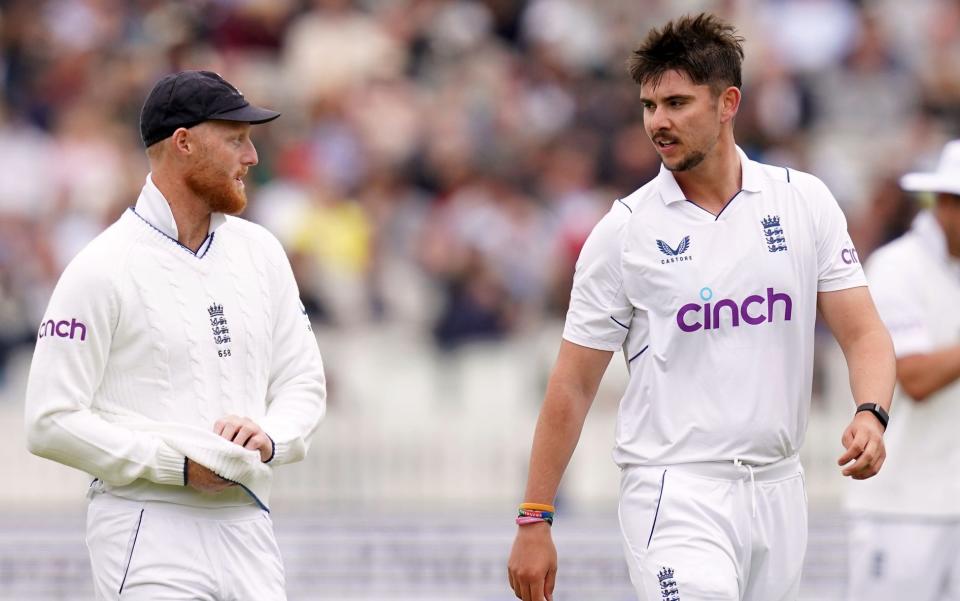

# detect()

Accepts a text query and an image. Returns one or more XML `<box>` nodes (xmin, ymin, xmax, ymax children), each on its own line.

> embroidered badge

<box><xmin>658</xmin><ymin>566</ymin><xmax>680</xmax><ymax>601</ymax></box>
<box><xmin>208</xmin><ymin>303</ymin><xmax>232</xmax><ymax>357</ymax></box>
<box><xmin>656</xmin><ymin>236</ymin><xmax>693</xmax><ymax>264</ymax></box>
<box><xmin>762</xmin><ymin>215</ymin><xmax>787</xmax><ymax>252</ymax></box>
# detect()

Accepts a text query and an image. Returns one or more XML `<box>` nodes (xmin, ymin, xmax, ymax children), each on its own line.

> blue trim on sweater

<box><xmin>128</xmin><ymin>207</ymin><xmax>216</xmax><ymax>258</ymax></box>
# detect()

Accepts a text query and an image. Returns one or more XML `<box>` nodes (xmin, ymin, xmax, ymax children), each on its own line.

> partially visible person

<box><xmin>846</xmin><ymin>140</ymin><xmax>960</xmax><ymax>601</ymax></box>
<box><xmin>25</xmin><ymin>70</ymin><xmax>326</xmax><ymax>600</ymax></box>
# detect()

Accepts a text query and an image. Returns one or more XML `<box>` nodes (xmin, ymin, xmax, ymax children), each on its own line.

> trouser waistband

<box><xmin>627</xmin><ymin>454</ymin><xmax>802</xmax><ymax>482</ymax></box>
<box><xmin>90</xmin><ymin>492</ymin><xmax>263</xmax><ymax>521</ymax></box>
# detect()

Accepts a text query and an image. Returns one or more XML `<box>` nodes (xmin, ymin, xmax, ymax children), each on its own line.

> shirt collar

<box><xmin>134</xmin><ymin>173</ymin><xmax>227</xmax><ymax>240</ymax></box>
<box><xmin>656</xmin><ymin>145</ymin><xmax>762</xmax><ymax>205</ymax></box>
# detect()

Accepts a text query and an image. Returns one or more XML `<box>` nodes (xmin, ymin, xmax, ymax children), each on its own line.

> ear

<box><xmin>171</xmin><ymin>127</ymin><xmax>195</xmax><ymax>155</ymax></box>
<box><xmin>718</xmin><ymin>86</ymin><xmax>741</xmax><ymax>124</ymax></box>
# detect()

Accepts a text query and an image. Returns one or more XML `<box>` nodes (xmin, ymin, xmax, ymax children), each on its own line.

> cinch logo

<box><xmin>676</xmin><ymin>287</ymin><xmax>793</xmax><ymax>332</ymax></box>
<box><xmin>841</xmin><ymin>247</ymin><xmax>860</xmax><ymax>264</ymax></box>
<box><xmin>37</xmin><ymin>318</ymin><xmax>87</xmax><ymax>341</ymax></box>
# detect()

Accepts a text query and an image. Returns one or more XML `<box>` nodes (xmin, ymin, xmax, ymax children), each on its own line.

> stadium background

<box><xmin>0</xmin><ymin>0</ymin><xmax>954</xmax><ymax>598</ymax></box>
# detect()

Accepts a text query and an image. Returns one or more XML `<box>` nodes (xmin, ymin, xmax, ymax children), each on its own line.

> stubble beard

<box><xmin>184</xmin><ymin>155</ymin><xmax>247</xmax><ymax>215</ymax></box>
<box><xmin>665</xmin><ymin>149</ymin><xmax>707</xmax><ymax>172</ymax></box>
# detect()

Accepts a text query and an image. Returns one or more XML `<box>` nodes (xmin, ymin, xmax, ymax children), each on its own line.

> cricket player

<box><xmin>845</xmin><ymin>140</ymin><xmax>960</xmax><ymax>600</ymax></box>
<box><xmin>507</xmin><ymin>14</ymin><xmax>896</xmax><ymax>601</ymax></box>
<box><xmin>25</xmin><ymin>70</ymin><xmax>326</xmax><ymax>599</ymax></box>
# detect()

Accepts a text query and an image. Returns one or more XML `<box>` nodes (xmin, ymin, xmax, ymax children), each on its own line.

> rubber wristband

<box><xmin>519</xmin><ymin>502</ymin><xmax>555</xmax><ymax>512</ymax></box>
<box><xmin>516</xmin><ymin>516</ymin><xmax>551</xmax><ymax>526</ymax></box>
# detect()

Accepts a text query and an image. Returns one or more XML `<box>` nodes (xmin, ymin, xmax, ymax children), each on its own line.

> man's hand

<box><xmin>507</xmin><ymin>522</ymin><xmax>557</xmax><ymax>601</ymax></box>
<box><xmin>214</xmin><ymin>415</ymin><xmax>274</xmax><ymax>463</ymax></box>
<box><xmin>185</xmin><ymin>458</ymin><xmax>234</xmax><ymax>493</ymax></box>
<box><xmin>838</xmin><ymin>411</ymin><xmax>887</xmax><ymax>479</ymax></box>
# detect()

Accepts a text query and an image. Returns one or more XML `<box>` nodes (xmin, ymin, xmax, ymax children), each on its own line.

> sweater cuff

<box><xmin>152</xmin><ymin>442</ymin><xmax>187</xmax><ymax>486</ymax></box>
<box><xmin>261</xmin><ymin>435</ymin><xmax>304</xmax><ymax>466</ymax></box>
<box><xmin>264</xmin><ymin>435</ymin><xmax>276</xmax><ymax>464</ymax></box>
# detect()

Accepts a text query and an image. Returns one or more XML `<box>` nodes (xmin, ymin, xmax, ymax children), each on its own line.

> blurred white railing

<box><xmin>0</xmin><ymin>322</ymin><xmax>854</xmax><ymax>511</ymax></box>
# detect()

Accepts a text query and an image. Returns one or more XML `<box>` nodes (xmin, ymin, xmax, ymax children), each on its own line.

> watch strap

<box><xmin>856</xmin><ymin>402</ymin><xmax>889</xmax><ymax>430</ymax></box>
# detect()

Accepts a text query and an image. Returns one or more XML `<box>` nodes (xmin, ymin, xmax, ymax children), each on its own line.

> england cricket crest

<box><xmin>658</xmin><ymin>566</ymin><xmax>680</xmax><ymax>601</ymax></box>
<box><xmin>762</xmin><ymin>215</ymin><xmax>787</xmax><ymax>253</ymax></box>
<box><xmin>208</xmin><ymin>302</ymin><xmax>232</xmax><ymax>357</ymax></box>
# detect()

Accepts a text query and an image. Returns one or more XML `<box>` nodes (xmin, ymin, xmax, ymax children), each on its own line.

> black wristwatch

<box><xmin>856</xmin><ymin>403</ymin><xmax>889</xmax><ymax>431</ymax></box>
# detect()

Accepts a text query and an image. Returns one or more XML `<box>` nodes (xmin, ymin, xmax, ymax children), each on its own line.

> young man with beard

<box><xmin>25</xmin><ymin>70</ymin><xmax>326</xmax><ymax>599</ymax></box>
<box><xmin>507</xmin><ymin>14</ymin><xmax>895</xmax><ymax>601</ymax></box>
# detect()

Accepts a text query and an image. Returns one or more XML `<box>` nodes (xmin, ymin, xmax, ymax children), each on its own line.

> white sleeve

<box><xmin>562</xmin><ymin>202</ymin><xmax>634</xmax><ymax>351</ymax></box>
<box><xmin>808</xmin><ymin>177</ymin><xmax>868</xmax><ymax>292</ymax></box>
<box><xmin>24</xmin><ymin>255</ymin><xmax>185</xmax><ymax>487</ymax></box>
<box><xmin>864</xmin><ymin>250</ymin><xmax>933</xmax><ymax>357</ymax></box>
<box><xmin>258</xmin><ymin>237</ymin><xmax>327</xmax><ymax>466</ymax></box>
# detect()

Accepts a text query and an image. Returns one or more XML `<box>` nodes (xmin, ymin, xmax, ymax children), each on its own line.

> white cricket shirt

<box><xmin>564</xmin><ymin>147</ymin><xmax>866</xmax><ymax>466</ymax></box>
<box><xmin>845</xmin><ymin>210</ymin><xmax>960</xmax><ymax>516</ymax></box>
<box><xmin>26</xmin><ymin>175</ymin><xmax>326</xmax><ymax>509</ymax></box>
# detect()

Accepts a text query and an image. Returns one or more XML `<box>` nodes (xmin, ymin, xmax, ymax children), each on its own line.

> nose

<box><xmin>646</xmin><ymin>106</ymin><xmax>671</xmax><ymax>134</ymax></box>
<box><xmin>242</xmin><ymin>139</ymin><xmax>259</xmax><ymax>167</ymax></box>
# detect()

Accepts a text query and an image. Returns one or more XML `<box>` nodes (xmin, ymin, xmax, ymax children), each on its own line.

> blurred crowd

<box><xmin>2</xmin><ymin>0</ymin><xmax>959</xmax><ymax>380</ymax></box>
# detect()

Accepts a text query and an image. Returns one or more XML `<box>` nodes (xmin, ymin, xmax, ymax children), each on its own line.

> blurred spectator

<box><xmin>1</xmin><ymin>0</ymin><xmax>958</xmax><ymax>368</ymax></box>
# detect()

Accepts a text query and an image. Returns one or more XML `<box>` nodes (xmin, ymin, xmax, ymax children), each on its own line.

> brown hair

<box><xmin>628</xmin><ymin>13</ymin><xmax>744</xmax><ymax>94</ymax></box>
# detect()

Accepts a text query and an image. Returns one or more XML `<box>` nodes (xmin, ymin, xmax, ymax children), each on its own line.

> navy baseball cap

<box><xmin>140</xmin><ymin>70</ymin><xmax>280</xmax><ymax>147</ymax></box>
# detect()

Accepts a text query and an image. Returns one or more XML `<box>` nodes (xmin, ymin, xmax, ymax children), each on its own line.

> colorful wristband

<box><xmin>516</xmin><ymin>516</ymin><xmax>550</xmax><ymax>526</ymax></box>
<box><xmin>517</xmin><ymin>503</ymin><xmax>555</xmax><ymax>526</ymax></box>
<box><xmin>519</xmin><ymin>502</ymin><xmax>555</xmax><ymax>512</ymax></box>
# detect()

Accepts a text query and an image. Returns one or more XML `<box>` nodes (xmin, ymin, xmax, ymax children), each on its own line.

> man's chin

<box><xmin>209</xmin><ymin>196</ymin><xmax>246</xmax><ymax>215</ymax></box>
<box><xmin>663</xmin><ymin>152</ymin><xmax>705</xmax><ymax>173</ymax></box>
<box><xmin>661</xmin><ymin>157</ymin><xmax>686</xmax><ymax>172</ymax></box>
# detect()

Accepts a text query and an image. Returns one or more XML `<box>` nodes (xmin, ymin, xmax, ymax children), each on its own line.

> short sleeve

<box><xmin>807</xmin><ymin>176</ymin><xmax>868</xmax><ymax>292</ymax></box>
<box><xmin>864</xmin><ymin>248</ymin><xmax>933</xmax><ymax>357</ymax></box>
<box><xmin>562</xmin><ymin>202</ymin><xmax>634</xmax><ymax>351</ymax></box>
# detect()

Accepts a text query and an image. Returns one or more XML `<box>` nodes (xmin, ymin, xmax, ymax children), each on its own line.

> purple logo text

<box><xmin>841</xmin><ymin>248</ymin><xmax>860</xmax><ymax>264</ymax></box>
<box><xmin>37</xmin><ymin>318</ymin><xmax>87</xmax><ymax>341</ymax></box>
<box><xmin>677</xmin><ymin>287</ymin><xmax>793</xmax><ymax>332</ymax></box>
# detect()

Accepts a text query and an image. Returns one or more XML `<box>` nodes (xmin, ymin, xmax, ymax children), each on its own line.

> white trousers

<box><xmin>85</xmin><ymin>493</ymin><xmax>286</xmax><ymax>600</ymax></box>
<box><xmin>846</xmin><ymin>514</ymin><xmax>960</xmax><ymax>601</ymax></box>
<box><xmin>619</xmin><ymin>455</ymin><xmax>807</xmax><ymax>601</ymax></box>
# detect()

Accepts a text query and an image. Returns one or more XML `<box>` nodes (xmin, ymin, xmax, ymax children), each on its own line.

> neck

<box><xmin>151</xmin><ymin>168</ymin><xmax>212</xmax><ymax>252</ymax></box>
<box><xmin>672</xmin><ymin>137</ymin><xmax>741</xmax><ymax>214</ymax></box>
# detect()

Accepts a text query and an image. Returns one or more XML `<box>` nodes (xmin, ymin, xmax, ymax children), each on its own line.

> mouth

<box><xmin>654</xmin><ymin>136</ymin><xmax>679</xmax><ymax>152</ymax></box>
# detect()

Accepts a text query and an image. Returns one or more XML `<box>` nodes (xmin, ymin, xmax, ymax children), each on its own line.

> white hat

<box><xmin>901</xmin><ymin>140</ymin><xmax>960</xmax><ymax>195</ymax></box>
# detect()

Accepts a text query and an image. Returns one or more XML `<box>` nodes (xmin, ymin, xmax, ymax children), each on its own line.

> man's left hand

<box><xmin>837</xmin><ymin>412</ymin><xmax>886</xmax><ymax>479</ymax></box>
<box><xmin>214</xmin><ymin>415</ymin><xmax>273</xmax><ymax>463</ymax></box>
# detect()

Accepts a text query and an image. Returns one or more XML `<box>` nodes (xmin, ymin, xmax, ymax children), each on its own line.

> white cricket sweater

<box><xmin>25</xmin><ymin>175</ymin><xmax>326</xmax><ymax>510</ymax></box>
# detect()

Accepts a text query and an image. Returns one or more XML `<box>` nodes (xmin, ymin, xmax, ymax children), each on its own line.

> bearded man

<box><xmin>25</xmin><ymin>70</ymin><xmax>326</xmax><ymax>600</ymax></box>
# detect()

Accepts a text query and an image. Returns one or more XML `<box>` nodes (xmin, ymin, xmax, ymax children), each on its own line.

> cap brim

<box><xmin>209</xmin><ymin>103</ymin><xmax>281</xmax><ymax>125</ymax></box>
<box><xmin>900</xmin><ymin>173</ymin><xmax>960</xmax><ymax>196</ymax></box>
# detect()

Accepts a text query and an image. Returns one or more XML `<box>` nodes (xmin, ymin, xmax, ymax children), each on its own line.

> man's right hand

<box><xmin>185</xmin><ymin>458</ymin><xmax>235</xmax><ymax>493</ymax></box>
<box><xmin>507</xmin><ymin>522</ymin><xmax>557</xmax><ymax>601</ymax></box>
